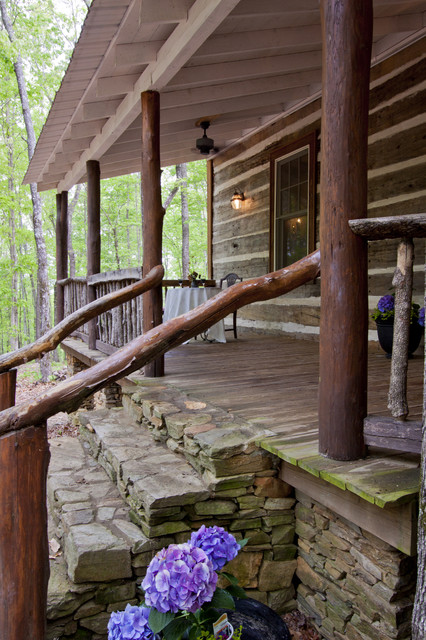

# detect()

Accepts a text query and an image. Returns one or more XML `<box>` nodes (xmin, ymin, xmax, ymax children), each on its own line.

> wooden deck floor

<box><xmin>163</xmin><ymin>332</ymin><xmax>424</xmax><ymax>439</ymax></box>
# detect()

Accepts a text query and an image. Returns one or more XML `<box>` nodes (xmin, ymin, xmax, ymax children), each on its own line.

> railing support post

<box><xmin>55</xmin><ymin>191</ymin><xmax>68</xmax><ymax>325</ymax></box>
<box><xmin>87</xmin><ymin>160</ymin><xmax>101</xmax><ymax>350</ymax></box>
<box><xmin>318</xmin><ymin>0</ymin><xmax>372</xmax><ymax>459</ymax></box>
<box><xmin>0</xmin><ymin>369</ymin><xmax>50</xmax><ymax>640</ymax></box>
<box><xmin>388</xmin><ymin>238</ymin><xmax>414</xmax><ymax>418</ymax></box>
<box><xmin>141</xmin><ymin>90</ymin><xmax>164</xmax><ymax>376</ymax></box>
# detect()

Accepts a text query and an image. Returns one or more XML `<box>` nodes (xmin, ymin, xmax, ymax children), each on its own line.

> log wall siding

<box><xmin>212</xmin><ymin>39</ymin><xmax>426</xmax><ymax>339</ymax></box>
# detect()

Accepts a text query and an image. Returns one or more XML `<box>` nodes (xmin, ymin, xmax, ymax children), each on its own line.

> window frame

<box><xmin>269</xmin><ymin>131</ymin><xmax>317</xmax><ymax>271</ymax></box>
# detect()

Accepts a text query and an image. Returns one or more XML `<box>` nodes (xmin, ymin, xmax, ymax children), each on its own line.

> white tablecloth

<box><xmin>163</xmin><ymin>287</ymin><xmax>226</xmax><ymax>343</ymax></box>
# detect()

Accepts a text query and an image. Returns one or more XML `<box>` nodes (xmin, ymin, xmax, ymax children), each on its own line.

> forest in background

<box><xmin>0</xmin><ymin>0</ymin><xmax>208</xmax><ymax>357</ymax></box>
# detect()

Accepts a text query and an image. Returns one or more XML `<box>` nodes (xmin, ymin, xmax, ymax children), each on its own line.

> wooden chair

<box><xmin>219</xmin><ymin>273</ymin><xmax>243</xmax><ymax>339</ymax></box>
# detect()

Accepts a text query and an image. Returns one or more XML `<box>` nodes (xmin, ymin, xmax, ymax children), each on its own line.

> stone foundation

<box><xmin>295</xmin><ymin>490</ymin><xmax>416</xmax><ymax>640</ymax></box>
<box><xmin>66</xmin><ymin>354</ymin><xmax>95</xmax><ymax>410</ymax></box>
<box><xmin>48</xmin><ymin>370</ymin><xmax>417</xmax><ymax>640</ymax></box>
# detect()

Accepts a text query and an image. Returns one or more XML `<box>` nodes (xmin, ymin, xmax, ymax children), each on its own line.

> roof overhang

<box><xmin>24</xmin><ymin>0</ymin><xmax>426</xmax><ymax>192</ymax></box>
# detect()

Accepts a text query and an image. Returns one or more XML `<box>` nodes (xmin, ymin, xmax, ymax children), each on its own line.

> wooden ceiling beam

<box><xmin>232</xmin><ymin>0</ymin><xmax>318</xmax><ymax>16</ymax></box>
<box><xmin>162</xmin><ymin>70</ymin><xmax>321</xmax><ymax>109</ymax></box>
<box><xmin>114</xmin><ymin>41</ymin><xmax>163</xmax><ymax>67</ymax></box>
<box><xmin>160</xmin><ymin>85</ymin><xmax>312</xmax><ymax>125</ymax></box>
<box><xmin>83</xmin><ymin>98</ymin><xmax>123</xmax><ymax>120</ymax></box>
<box><xmin>57</xmin><ymin>0</ymin><xmax>241</xmax><ymax>191</ymax></box>
<box><xmin>170</xmin><ymin>50</ymin><xmax>321</xmax><ymax>89</ymax></box>
<box><xmin>196</xmin><ymin>25</ymin><xmax>322</xmax><ymax>57</ymax></box>
<box><xmin>139</xmin><ymin>0</ymin><xmax>193</xmax><ymax>24</ymax></box>
<box><xmin>62</xmin><ymin>136</ymin><xmax>95</xmax><ymax>153</ymax></box>
<box><xmin>96</xmin><ymin>73</ymin><xmax>141</xmax><ymax>97</ymax></box>
<box><xmin>71</xmin><ymin>119</ymin><xmax>108</xmax><ymax>139</ymax></box>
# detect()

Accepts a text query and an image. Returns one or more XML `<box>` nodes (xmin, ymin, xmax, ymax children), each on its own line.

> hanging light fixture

<box><xmin>230</xmin><ymin>189</ymin><xmax>244</xmax><ymax>210</ymax></box>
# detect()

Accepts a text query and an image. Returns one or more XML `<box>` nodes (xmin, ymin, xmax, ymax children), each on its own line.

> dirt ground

<box><xmin>15</xmin><ymin>362</ymin><xmax>321</xmax><ymax>640</ymax></box>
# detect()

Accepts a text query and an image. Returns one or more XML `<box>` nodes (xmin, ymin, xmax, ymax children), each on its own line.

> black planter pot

<box><xmin>221</xmin><ymin>598</ymin><xmax>291</xmax><ymax>640</ymax></box>
<box><xmin>375</xmin><ymin>319</ymin><xmax>423</xmax><ymax>358</ymax></box>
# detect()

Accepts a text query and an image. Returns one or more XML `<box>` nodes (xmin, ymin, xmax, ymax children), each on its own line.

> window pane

<box><xmin>274</xmin><ymin>142</ymin><xmax>312</xmax><ymax>270</ymax></box>
<box><xmin>299</xmin><ymin>180</ymin><xmax>308</xmax><ymax>210</ymax></box>
<box><xmin>282</xmin><ymin>215</ymin><xmax>307</xmax><ymax>266</ymax></box>
<box><xmin>280</xmin><ymin>163</ymin><xmax>289</xmax><ymax>189</ymax></box>
<box><xmin>279</xmin><ymin>188</ymin><xmax>290</xmax><ymax>216</ymax></box>
<box><xmin>289</xmin><ymin>185</ymin><xmax>299</xmax><ymax>213</ymax></box>
<box><xmin>289</xmin><ymin>158</ymin><xmax>299</xmax><ymax>185</ymax></box>
<box><xmin>299</xmin><ymin>153</ymin><xmax>308</xmax><ymax>179</ymax></box>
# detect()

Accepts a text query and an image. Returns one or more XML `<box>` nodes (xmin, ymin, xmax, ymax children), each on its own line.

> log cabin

<box><xmin>0</xmin><ymin>1</ymin><xmax>425</xmax><ymax>638</ymax></box>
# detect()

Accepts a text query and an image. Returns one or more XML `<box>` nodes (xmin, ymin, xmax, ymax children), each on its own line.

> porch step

<box><xmin>48</xmin><ymin>436</ymin><xmax>162</xmax><ymax>586</ymax></box>
<box><xmin>78</xmin><ymin>408</ymin><xmax>210</xmax><ymax>537</ymax></box>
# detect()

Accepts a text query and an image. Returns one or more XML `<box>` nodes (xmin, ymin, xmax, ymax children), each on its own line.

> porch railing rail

<box><xmin>349</xmin><ymin>212</ymin><xmax>426</xmax><ymax>453</ymax></box>
<box><xmin>0</xmin><ymin>266</ymin><xmax>164</xmax><ymax>375</ymax></box>
<box><xmin>58</xmin><ymin>269</ymin><xmax>217</xmax><ymax>354</ymax></box>
<box><xmin>0</xmin><ymin>251</ymin><xmax>321</xmax><ymax>640</ymax></box>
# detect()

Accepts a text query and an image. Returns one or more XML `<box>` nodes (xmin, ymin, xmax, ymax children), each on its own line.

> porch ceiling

<box><xmin>25</xmin><ymin>0</ymin><xmax>426</xmax><ymax>192</ymax></box>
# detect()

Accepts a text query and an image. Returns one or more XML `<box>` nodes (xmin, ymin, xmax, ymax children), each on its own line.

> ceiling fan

<box><xmin>194</xmin><ymin>121</ymin><xmax>218</xmax><ymax>155</ymax></box>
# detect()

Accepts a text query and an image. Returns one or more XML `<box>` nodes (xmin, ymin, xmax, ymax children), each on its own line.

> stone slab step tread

<box><xmin>48</xmin><ymin>437</ymin><xmax>164</xmax><ymax>585</ymax></box>
<box><xmin>79</xmin><ymin>408</ymin><xmax>210</xmax><ymax>515</ymax></box>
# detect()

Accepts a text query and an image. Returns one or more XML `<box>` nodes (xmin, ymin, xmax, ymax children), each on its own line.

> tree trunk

<box><xmin>176</xmin><ymin>163</ymin><xmax>190</xmax><ymax>278</ymax></box>
<box><xmin>5</xmin><ymin>102</ymin><xmax>18</xmax><ymax>351</ymax></box>
<box><xmin>1</xmin><ymin>0</ymin><xmax>51</xmax><ymax>381</ymax></box>
<box><xmin>68</xmin><ymin>184</ymin><xmax>83</xmax><ymax>278</ymax></box>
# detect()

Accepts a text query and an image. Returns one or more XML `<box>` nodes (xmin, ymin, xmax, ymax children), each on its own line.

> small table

<box><xmin>163</xmin><ymin>287</ymin><xmax>226</xmax><ymax>343</ymax></box>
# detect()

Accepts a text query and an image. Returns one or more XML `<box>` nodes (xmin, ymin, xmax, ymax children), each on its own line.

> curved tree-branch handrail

<box><xmin>0</xmin><ymin>265</ymin><xmax>164</xmax><ymax>374</ymax></box>
<box><xmin>0</xmin><ymin>250</ymin><xmax>320</xmax><ymax>435</ymax></box>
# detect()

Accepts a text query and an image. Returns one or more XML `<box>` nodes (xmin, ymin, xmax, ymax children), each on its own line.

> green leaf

<box><xmin>210</xmin><ymin>588</ymin><xmax>235</xmax><ymax>610</ymax></box>
<box><xmin>238</xmin><ymin>538</ymin><xmax>249</xmax><ymax>549</ymax></box>
<box><xmin>163</xmin><ymin>616</ymin><xmax>192</xmax><ymax>640</ymax></box>
<box><xmin>225</xmin><ymin>584</ymin><xmax>247</xmax><ymax>599</ymax></box>
<box><xmin>148</xmin><ymin>609</ymin><xmax>176</xmax><ymax>633</ymax></box>
<box><xmin>189</xmin><ymin>625</ymin><xmax>202</xmax><ymax>640</ymax></box>
<box><xmin>220</xmin><ymin>571</ymin><xmax>238</xmax><ymax>586</ymax></box>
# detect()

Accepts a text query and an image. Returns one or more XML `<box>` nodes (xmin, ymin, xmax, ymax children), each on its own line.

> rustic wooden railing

<box><xmin>0</xmin><ymin>250</ymin><xmax>320</xmax><ymax>640</ymax></box>
<box><xmin>0</xmin><ymin>266</ymin><xmax>164</xmax><ymax>374</ymax></box>
<box><xmin>349</xmin><ymin>213</ymin><xmax>426</xmax><ymax>453</ymax></box>
<box><xmin>59</xmin><ymin>269</ymin><xmax>216</xmax><ymax>354</ymax></box>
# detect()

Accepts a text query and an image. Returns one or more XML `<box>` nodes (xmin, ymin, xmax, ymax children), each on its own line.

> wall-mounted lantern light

<box><xmin>230</xmin><ymin>189</ymin><xmax>244</xmax><ymax>210</ymax></box>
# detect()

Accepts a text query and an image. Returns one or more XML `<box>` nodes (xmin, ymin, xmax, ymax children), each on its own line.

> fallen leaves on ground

<box><xmin>282</xmin><ymin>611</ymin><xmax>321</xmax><ymax>640</ymax></box>
<box><xmin>15</xmin><ymin>364</ymin><xmax>79</xmax><ymax>438</ymax></box>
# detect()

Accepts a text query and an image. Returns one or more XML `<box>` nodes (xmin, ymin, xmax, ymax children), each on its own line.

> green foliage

<box><xmin>0</xmin><ymin>0</ymin><xmax>208</xmax><ymax>355</ymax></box>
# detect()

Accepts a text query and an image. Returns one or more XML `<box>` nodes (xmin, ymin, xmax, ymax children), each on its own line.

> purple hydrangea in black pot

<box><xmin>372</xmin><ymin>294</ymin><xmax>424</xmax><ymax>358</ymax></box>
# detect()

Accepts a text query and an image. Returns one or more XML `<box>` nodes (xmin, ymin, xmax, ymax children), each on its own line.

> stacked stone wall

<box><xmin>104</xmin><ymin>381</ymin><xmax>300</xmax><ymax>611</ymax></box>
<box><xmin>294</xmin><ymin>490</ymin><xmax>416</xmax><ymax>640</ymax></box>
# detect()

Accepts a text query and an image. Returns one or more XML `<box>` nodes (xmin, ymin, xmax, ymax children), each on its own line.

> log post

<box><xmin>0</xmin><ymin>369</ymin><xmax>49</xmax><ymax>640</ymax></box>
<box><xmin>0</xmin><ymin>368</ymin><xmax>16</xmax><ymax>410</ymax></box>
<box><xmin>87</xmin><ymin>160</ymin><xmax>101</xmax><ymax>350</ymax></box>
<box><xmin>55</xmin><ymin>191</ymin><xmax>68</xmax><ymax>324</ymax></box>
<box><xmin>141</xmin><ymin>90</ymin><xmax>164</xmax><ymax>376</ymax></box>
<box><xmin>0</xmin><ymin>424</ymin><xmax>50</xmax><ymax>640</ymax></box>
<box><xmin>388</xmin><ymin>238</ymin><xmax>414</xmax><ymax>419</ymax></box>
<box><xmin>318</xmin><ymin>0</ymin><xmax>372</xmax><ymax>460</ymax></box>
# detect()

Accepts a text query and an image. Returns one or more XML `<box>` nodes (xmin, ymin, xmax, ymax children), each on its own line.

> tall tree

<box><xmin>176</xmin><ymin>163</ymin><xmax>189</xmax><ymax>278</ymax></box>
<box><xmin>1</xmin><ymin>0</ymin><xmax>51</xmax><ymax>379</ymax></box>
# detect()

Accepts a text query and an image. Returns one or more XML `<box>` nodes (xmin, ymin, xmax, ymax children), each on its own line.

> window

<box><xmin>270</xmin><ymin>132</ymin><xmax>316</xmax><ymax>270</ymax></box>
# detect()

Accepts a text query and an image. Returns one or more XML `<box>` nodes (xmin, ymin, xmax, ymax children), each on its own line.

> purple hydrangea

<box><xmin>142</xmin><ymin>543</ymin><xmax>217</xmax><ymax>614</ymax></box>
<box><xmin>108</xmin><ymin>604</ymin><xmax>154</xmax><ymax>640</ymax></box>
<box><xmin>419</xmin><ymin>307</ymin><xmax>425</xmax><ymax>327</ymax></box>
<box><xmin>377</xmin><ymin>294</ymin><xmax>394</xmax><ymax>313</ymax></box>
<box><xmin>190</xmin><ymin>525</ymin><xmax>240</xmax><ymax>571</ymax></box>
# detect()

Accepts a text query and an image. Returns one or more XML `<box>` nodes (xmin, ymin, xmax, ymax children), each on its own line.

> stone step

<box><xmin>47</xmin><ymin>436</ymin><xmax>174</xmax><ymax>589</ymax></box>
<box><xmin>78</xmin><ymin>408</ymin><xmax>211</xmax><ymax>537</ymax></box>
